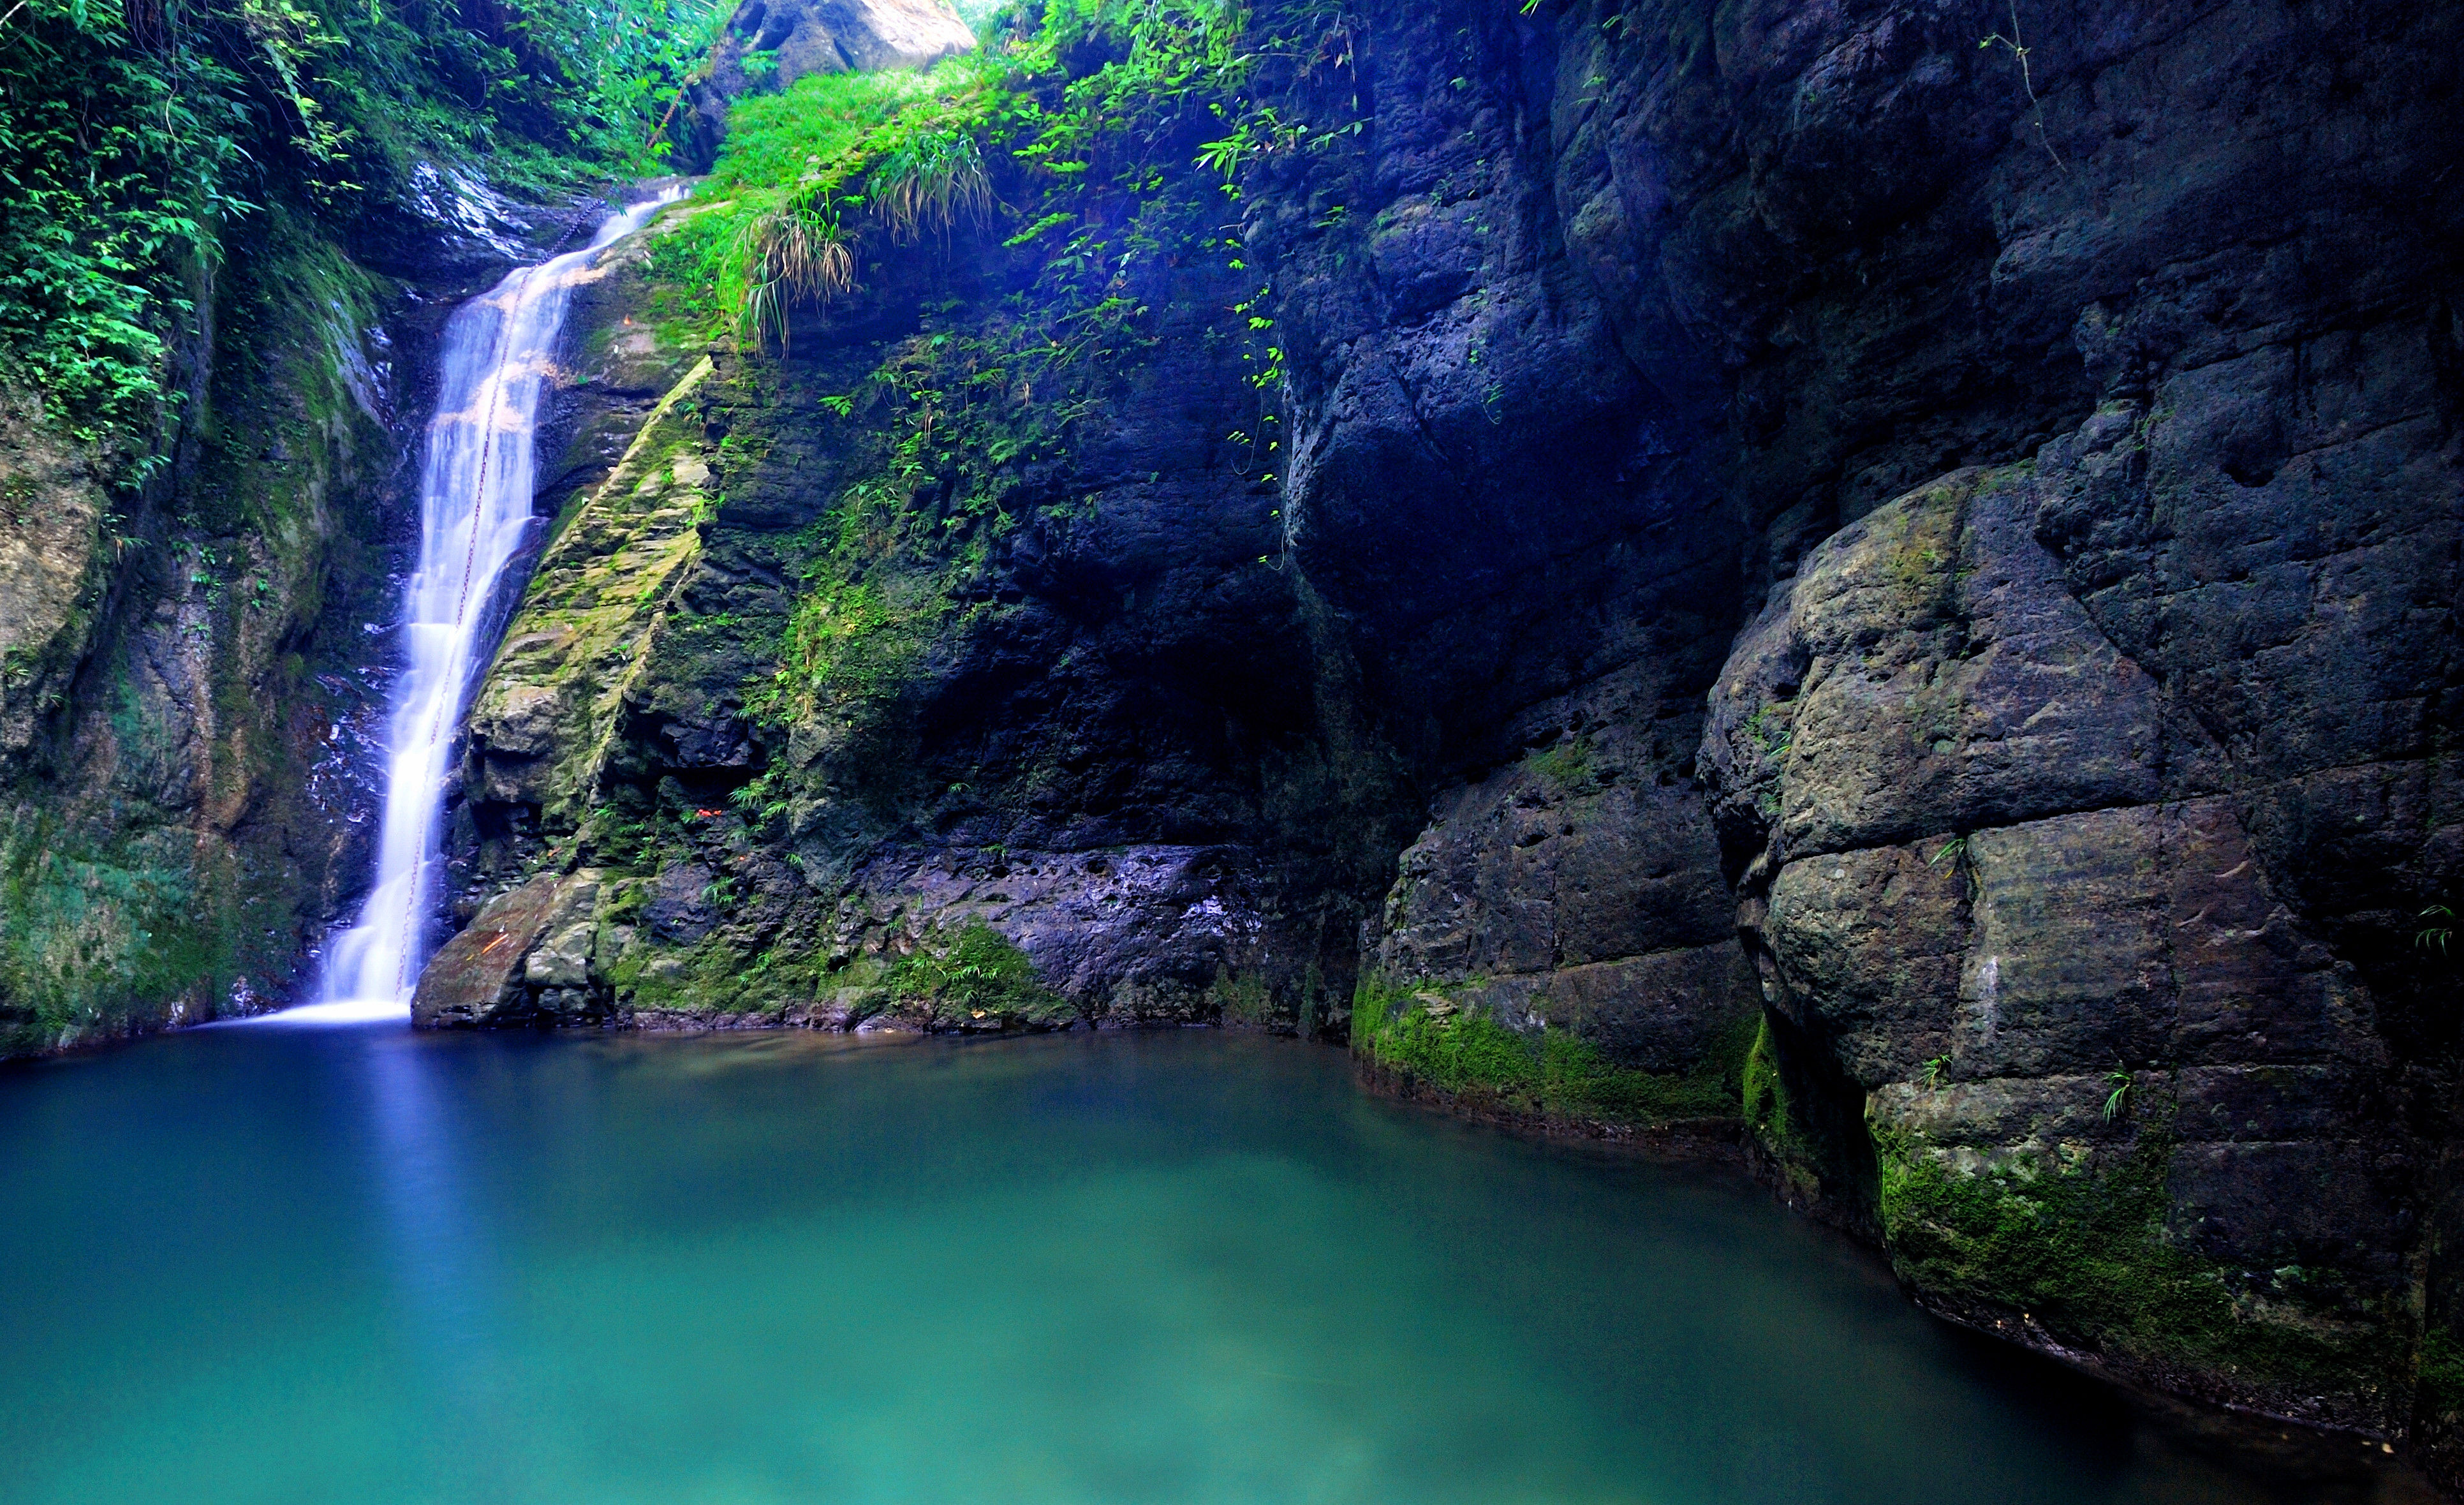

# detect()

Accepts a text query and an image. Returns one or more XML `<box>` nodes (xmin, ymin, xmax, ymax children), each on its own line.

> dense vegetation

<box><xmin>0</xmin><ymin>0</ymin><xmax>717</xmax><ymax>445</ymax></box>
<box><xmin>651</xmin><ymin>0</ymin><xmax>1350</xmax><ymax>353</ymax></box>
<box><xmin>621</xmin><ymin>0</ymin><xmax>1359</xmax><ymax>833</ymax></box>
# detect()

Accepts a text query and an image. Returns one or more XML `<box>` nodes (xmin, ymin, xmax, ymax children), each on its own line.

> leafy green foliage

<box><xmin>890</xmin><ymin>921</ymin><xmax>1073</xmax><ymax>1024</ymax></box>
<box><xmin>0</xmin><ymin>0</ymin><xmax>241</xmax><ymax>435</ymax></box>
<box><xmin>0</xmin><ymin>0</ymin><xmax>716</xmax><ymax>444</ymax></box>
<box><xmin>870</xmin><ymin>122</ymin><xmax>994</xmax><ymax>241</ymax></box>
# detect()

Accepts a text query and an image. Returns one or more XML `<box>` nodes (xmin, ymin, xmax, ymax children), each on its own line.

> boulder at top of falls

<box><xmin>673</xmin><ymin>0</ymin><xmax>975</xmax><ymax>167</ymax></box>
<box><xmin>726</xmin><ymin>0</ymin><xmax>971</xmax><ymax>89</ymax></box>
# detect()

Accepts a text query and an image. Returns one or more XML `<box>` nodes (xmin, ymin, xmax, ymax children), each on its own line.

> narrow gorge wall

<box><xmin>403</xmin><ymin>0</ymin><xmax>2460</xmax><ymax>1471</ymax></box>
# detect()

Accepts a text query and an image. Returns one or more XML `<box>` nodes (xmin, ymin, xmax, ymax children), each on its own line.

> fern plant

<box><xmin>2418</xmin><ymin>905</ymin><xmax>2455</xmax><ymax>958</ymax></box>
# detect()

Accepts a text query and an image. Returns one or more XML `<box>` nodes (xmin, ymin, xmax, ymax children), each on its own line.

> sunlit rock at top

<box><xmin>719</xmin><ymin>0</ymin><xmax>975</xmax><ymax>90</ymax></box>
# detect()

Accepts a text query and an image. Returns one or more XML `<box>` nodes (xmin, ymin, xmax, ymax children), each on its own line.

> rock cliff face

<box><xmin>417</xmin><ymin>0</ymin><xmax>2460</xmax><ymax>1471</ymax></box>
<box><xmin>1280</xmin><ymin>0</ymin><xmax>2458</xmax><ymax>1448</ymax></box>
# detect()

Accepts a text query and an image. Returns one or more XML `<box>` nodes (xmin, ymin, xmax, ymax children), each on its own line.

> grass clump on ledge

<box><xmin>1351</xmin><ymin>978</ymin><xmax>1750</xmax><ymax>1128</ymax></box>
<box><xmin>649</xmin><ymin>63</ymin><xmax>1015</xmax><ymax>348</ymax></box>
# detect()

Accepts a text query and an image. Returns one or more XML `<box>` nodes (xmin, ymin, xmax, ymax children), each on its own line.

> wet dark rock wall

<box><xmin>429</xmin><ymin>0</ymin><xmax>2464</xmax><ymax>1472</ymax></box>
<box><xmin>1295</xmin><ymin>0</ymin><xmax>2461</xmax><ymax>1459</ymax></box>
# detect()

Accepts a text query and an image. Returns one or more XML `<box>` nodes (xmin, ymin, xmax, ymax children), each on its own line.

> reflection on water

<box><xmin>358</xmin><ymin>1031</ymin><xmax>522</xmax><ymax>1498</ymax></box>
<box><xmin>0</xmin><ymin>1028</ymin><xmax>2435</xmax><ymax>1505</ymax></box>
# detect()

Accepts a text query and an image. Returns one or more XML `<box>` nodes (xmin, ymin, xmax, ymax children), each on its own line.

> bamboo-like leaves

<box><xmin>726</xmin><ymin>186</ymin><xmax>856</xmax><ymax>353</ymax></box>
<box><xmin>867</xmin><ymin>126</ymin><xmax>991</xmax><ymax>242</ymax></box>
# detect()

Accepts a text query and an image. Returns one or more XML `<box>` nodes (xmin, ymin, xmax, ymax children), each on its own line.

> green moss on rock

<box><xmin>1352</xmin><ymin>977</ymin><xmax>1751</xmax><ymax>1129</ymax></box>
<box><xmin>890</xmin><ymin>921</ymin><xmax>1075</xmax><ymax>1030</ymax></box>
<box><xmin>1876</xmin><ymin>1123</ymin><xmax>2406</xmax><ymax>1414</ymax></box>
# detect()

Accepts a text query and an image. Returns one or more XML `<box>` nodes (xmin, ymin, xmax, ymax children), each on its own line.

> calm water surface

<box><xmin>0</xmin><ymin>1025</ymin><xmax>2426</xmax><ymax>1504</ymax></box>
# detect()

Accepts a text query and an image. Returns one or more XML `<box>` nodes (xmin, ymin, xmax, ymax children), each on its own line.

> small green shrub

<box><xmin>890</xmin><ymin>921</ymin><xmax>1075</xmax><ymax>1025</ymax></box>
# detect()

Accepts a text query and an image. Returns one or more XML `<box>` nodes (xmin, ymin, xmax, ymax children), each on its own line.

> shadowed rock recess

<box><xmin>13</xmin><ymin>0</ymin><xmax>2458</xmax><ymax>1478</ymax></box>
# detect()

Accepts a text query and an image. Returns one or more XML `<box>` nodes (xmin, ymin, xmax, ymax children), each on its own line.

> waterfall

<box><xmin>307</xmin><ymin>189</ymin><xmax>677</xmax><ymax>1022</ymax></box>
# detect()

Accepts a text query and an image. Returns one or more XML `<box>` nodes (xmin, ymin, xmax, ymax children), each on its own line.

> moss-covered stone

<box><xmin>1352</xmin><ymin>975</ymin><xmax>1753</xmax><ymax>1132</ymax></box>
<box><xmin>1875</xmin><ymin>1118</ymin><xmax>2410</xmax><ymax>1428</ymax></box>
<box><xmin>465</xmin><ymin>359</ymin><xmax>718</xmax><ymax>833</ymax></box>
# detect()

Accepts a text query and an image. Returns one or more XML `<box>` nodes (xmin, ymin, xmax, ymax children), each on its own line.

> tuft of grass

<box><xmin>725</xmin><ymin>186</ymin><xmax>858</xmax><ymax>352</ymax></box>
<box><xmin>653</xmin><ymin>63</ymin><xmax>1008</xmax><ymax>346</ymax></box>
<box><xmin>870</xmin><ymin>126</ymin><xmax>994</xmax><ymax>242</ymax></box>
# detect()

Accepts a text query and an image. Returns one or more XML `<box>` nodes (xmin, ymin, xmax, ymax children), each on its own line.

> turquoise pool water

<box><xmin>0</xmin><ymin>1025</ymin><xmax>2424</xmax><ymax>1503</ymax></box>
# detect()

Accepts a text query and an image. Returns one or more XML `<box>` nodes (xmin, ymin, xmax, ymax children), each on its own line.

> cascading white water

<box><xmin>306</xmin><ymin>191</ymin><xmax>677</xmax><ymax>1023</ymax></box>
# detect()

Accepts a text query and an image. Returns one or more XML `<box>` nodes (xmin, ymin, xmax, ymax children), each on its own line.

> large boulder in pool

<box><xmin>413</xmin><ymin>873</ymin><xmax>607</xmax><ymax>1029</ymax></box>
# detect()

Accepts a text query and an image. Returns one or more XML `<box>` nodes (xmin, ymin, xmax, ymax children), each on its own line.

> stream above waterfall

<box><xmin>0</xmin><ymin>1027</ymin><xmax>2429</xmax><ymax>1504</ymax></box>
